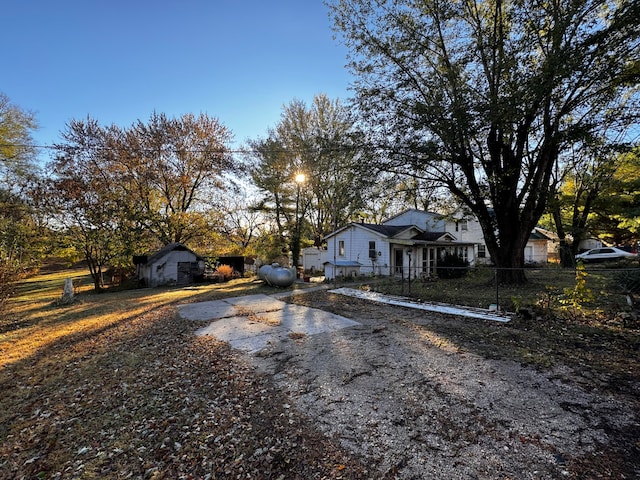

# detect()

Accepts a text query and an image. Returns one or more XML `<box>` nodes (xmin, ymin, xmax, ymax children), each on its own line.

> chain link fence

<box><xmin>362</xmin><ymin>264</ymin><xmax>640</xmax><ymax>318</ymax></box>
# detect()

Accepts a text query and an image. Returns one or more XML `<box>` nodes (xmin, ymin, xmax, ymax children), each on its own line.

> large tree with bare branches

<box><xmin>330</xmin><ymin>0</ymin><xmax>640</xmax><ymax>282</ymax></box>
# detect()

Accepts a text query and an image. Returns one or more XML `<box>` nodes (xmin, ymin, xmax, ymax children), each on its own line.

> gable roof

<box><xmin>382</xmin><ymin>208</ymin><xmax>443</xmax><ymax>224</ymax></box>
<box><xmin>322</xmin><ymin>222</ymin><xmax>414</xmax><ymax>241</ymax></box>
<box><xmin>144</xmin><ymin>243</ymin><xmax>204</xmax><ymax>264</ymax></box>
<box><xmin>322</xmin><ymin>222</ymin><xmax>465</xmax><ymax>245</ymax></box>
<box><xmin>359</xmin><ymin>223</ymin><xmax>421</xmax><ymax>237</ymax></box>
<box><xmin>412</xmin><ymin>231</ymin><xmax>455</xmax><ymax>242</ymax></box>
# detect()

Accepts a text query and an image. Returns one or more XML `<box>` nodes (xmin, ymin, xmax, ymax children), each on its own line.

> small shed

<box><xmin>323</xmin><ymin>260</ymin><xmax>362</xmax><ymax>280</ymax></box>
<box><xmin>134</xmin><ymin>243</ymin><xmax>205</xmax><ymax>287</ymax></box>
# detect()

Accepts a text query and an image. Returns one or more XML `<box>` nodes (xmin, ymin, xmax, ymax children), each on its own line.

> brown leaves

<box><xmin>0</xmin><ymin>305</ymin><xmax>368</xmax><ymax>479</ymax></box>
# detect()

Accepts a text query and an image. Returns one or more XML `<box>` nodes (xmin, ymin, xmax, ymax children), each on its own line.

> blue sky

<box><xmin>2</xmin><ymin>1</ymin><xmax>353</xmax><ymax>158</ymax></box>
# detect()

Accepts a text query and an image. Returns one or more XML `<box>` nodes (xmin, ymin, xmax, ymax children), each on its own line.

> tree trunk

<box><xmin>86</xmin><ymin>256</ymin><xmax>104</xmax><ymax>292</ymax></box>
<box><xmin>550</xmin><ymin>196</ymin><xmax>575</xmax><ymax>268</ymax></box>
<box><xmin>480</xmin><ymin>209</ymin><xmax>531</xmax><ymax>285</ymax></box>
<box><xmin>492</xmin><ymin>241</ymin><xmax>528</xmax><ymax>284</ymax></box>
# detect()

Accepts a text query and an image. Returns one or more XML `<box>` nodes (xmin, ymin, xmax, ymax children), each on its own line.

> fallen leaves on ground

<box><xmin>0</xmin><ymin>305</ymin><xmax>369</xmax><ymax>479</ymax></box>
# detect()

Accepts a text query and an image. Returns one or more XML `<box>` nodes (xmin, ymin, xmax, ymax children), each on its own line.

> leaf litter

<box><xmin>1</xmin><ymin>289</ymin><xmax>639</xmax><ymax>479</ymax></box>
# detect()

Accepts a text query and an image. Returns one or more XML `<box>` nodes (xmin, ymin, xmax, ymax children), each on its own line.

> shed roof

<box><xmin>144</xmin><ymin>243</ymin><xmax>204</xmax><ymax>264</ymax></box>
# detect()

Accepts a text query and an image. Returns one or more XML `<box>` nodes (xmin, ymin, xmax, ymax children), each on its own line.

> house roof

<box><xmin>322</xmin><ymin>222</ymin><xmax>413</xmax><ymax>241</ymax></box>
<box><xmin>322</xmin><ymin>222</ymin><xmax>467</xmax><ymax>245</ymax></box>
<box><xmin>359</xmin><ymin>223</ymin><xmax>418</xmax><ymax>237</ymax></box>
<box><xmin>412</xmin><ymin>231</ymin><xmax>453</xmax><ymax>242</ymax></box>
<box><xmin>144</xmin><ymin>242</ymin><xmax>204</xmax><ymax>264</ymax></box>
<box><xmin>532</xmin><ymin>227</ymin><xmax>558</xmax><ymax>241</ymax></box>
<box><xmin>382</xmin><ymin>208</ymin><xmax>443</xmax><ymax>224</ymax></box>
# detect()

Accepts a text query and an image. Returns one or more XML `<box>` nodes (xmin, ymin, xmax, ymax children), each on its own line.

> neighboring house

<box><xmin>323</xmin><ymin>209</ymin><xmax>476</xmax><ymax>280</ymax></box>
<box><xmin>134</xmin><ymin>243</ymin><xmax>205</xmax><ymax>287</ymax></box>
<box><xmin>577</xmin><ymin>237</ymin><xmax>603</xmax><ymax>252</ymax></box>
<box><xmin>532</xmin><ymin>227</ymin><xmax>560</xmax><ymax>263</ymax></box>
<box><xmin>526</xmin><ymin>230</ymin><xmax>554</xmax><ymax>264</ymax></box>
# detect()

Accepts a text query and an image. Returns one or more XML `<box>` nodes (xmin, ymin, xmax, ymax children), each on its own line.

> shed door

<box><xmin>177</xmin><ymin>262</ymin><xmax>192</xmax><ymax>285</ymax></box>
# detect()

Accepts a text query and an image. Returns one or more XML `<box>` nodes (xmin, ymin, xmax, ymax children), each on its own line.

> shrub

<box><xmin>611</xmin><ymin>268</ymin><xmax>640</xmax><ymax>295</ymax></box>
<box><xmin>436</xmin><ymin>253</ymin><xmax>469</xmax><ymax>279</ymax></box>
<box><xmin>215</xmin><ymin>264</ymin><xmax>235</xmax><ymax>281</ymax></box>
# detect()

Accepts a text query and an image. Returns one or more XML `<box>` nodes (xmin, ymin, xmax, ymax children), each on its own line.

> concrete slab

<box><xmin>225</xmin><ymin>294</ymin><xmax>288</xmax><ymax>313</ymax></box>
<box><xmin>186</xmin><ymin>294</ymin><xmax>361</xmax><ymax>354</ymax></box>
<box><xmin>177</xmin><ymin>301</ymin><xmax>238</xmax><ymax>321</ymax></box>
<box><xmin>278</xmin><ymin>304</ymin><xmax>360</xmax><ymax>334</ymax></box>
<box><xmin>195</xmin><ymin>316</ymin><xmax>290</xmax><ymax>354</ymax></box>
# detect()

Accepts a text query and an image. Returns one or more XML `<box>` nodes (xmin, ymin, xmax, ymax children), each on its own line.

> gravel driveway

<box><xmin>247</xmin><ymin>291</ymin><xmax>637</xmax><ymax>479</ymax></box>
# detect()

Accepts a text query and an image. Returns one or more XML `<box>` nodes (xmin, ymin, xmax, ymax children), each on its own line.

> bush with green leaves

<box><xmin>436</xmin><ymin>253</ymin><xmax>469</xmax><ymax>279</ymax></box>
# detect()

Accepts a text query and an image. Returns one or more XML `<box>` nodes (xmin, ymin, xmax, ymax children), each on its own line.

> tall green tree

<box><xmin>547</xmin><ymin>146</ymin><xmax>640</xmax><ymax>263</ymax></box>
<box><xmin>587</xmin><ymin>148</ymin><xmax>640</xmax><ymax>246</ymax></box>
<box><xmin>0</xmin><ymin>93</ymin><xmax>38</xmax><ymax>182</ymax></box>
<box><xmin>330</xmin><ymin>0</ymin><xmax>640</xmax><ymax>282</ymax></box>
<box><xmin>548</xmin><ymin>142</ymin><xmax>621</xmax><ymax>265</ymax></box>
<box><xmin>0</xmin><ymin>93</ymin><xmax>44</xmax><ymax>307</ymax></box>
<box><xmin>250</xmin><ymin>94</ymin><xmax>374</xmax><ymax>265</ymax></box>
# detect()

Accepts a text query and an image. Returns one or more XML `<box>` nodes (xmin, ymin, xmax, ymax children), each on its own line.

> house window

<box><xmin>369</xmin><ymin>241</ymin><xmax>377</xmax><ymax>259</ymax></box>
<box><xmin>456</xmin><ymin>221</ymin><xmax>468</xmax><ymax>232</ymax></box>
<box><xmin>478</xmin><ymin>244</ymin><xmax>486</xmax><ymax>258</ymax></box>
<box><xmin>422</xmin><ymin>248</ymin><xmax>429</xmax><ymax>273</ymax></box>
<box><xmin>339</xmin><ymin>240</ymin><xmax>345</xmax><ymax>256</ymax></box>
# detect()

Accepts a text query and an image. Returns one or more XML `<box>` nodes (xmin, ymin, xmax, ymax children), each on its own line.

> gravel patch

<box><xmin>249</xmin><ymin>293</ymin><xmax>638</xmax><ymax>479</ymax></box>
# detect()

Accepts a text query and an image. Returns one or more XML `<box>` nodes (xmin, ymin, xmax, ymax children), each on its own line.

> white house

<box><xmin>322</xmin><ymin>210</ymin><xmax>476</xmax><ymax>280</ymax></box>
<box><xmin>135</xmin><ymin>243</ymin><xmax>205</xmax><ymax>287</ymax></box>
<box><xmin>322</xmin><ymin>209</ymin><xmax>551</xmax><ymax>279</ymax></box>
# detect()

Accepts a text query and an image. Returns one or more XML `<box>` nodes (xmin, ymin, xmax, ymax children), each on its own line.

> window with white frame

<box><xmin>369</xmin><ymin>241</ymin><xmax>376</xmax><ymax>259</ymax></box>
<box><xmin>478</xmin><ymin>244</ymin><xmax>486</xmax><ymax>258</ymax></box>
<box><xmin>339</xmin><ymin>240</ymin><xmax>345</xmax><ymax>256</ymax></box>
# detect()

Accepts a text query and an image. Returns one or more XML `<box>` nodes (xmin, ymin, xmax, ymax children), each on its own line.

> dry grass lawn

<box><xmin>1</xmin><ymin>269</ymin><xmax>369</xmax><ymax>479</ymax></box>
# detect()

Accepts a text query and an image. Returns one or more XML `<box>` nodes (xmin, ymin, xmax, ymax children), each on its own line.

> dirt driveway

<box><xmin>247</xmin><ymin>290</ymin><xmax>639</xmax><ymax>479</ymax></box>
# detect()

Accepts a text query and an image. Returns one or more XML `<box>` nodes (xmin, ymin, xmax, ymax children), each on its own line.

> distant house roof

<box><xmin>532</xmin><ymin>227</ymin><xmax>558</xmax><ymax>241</ymax></box>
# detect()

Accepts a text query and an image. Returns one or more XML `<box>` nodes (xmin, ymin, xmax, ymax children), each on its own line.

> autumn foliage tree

<box><xmin>250</xmin><ymin>94</ymin><xmax>375</xmax><ymax>264</ymax></box>
<box><xmin>0</xmin><ymin>93</ymin><xmax>41</xmax><ymax>307</ymax></box>
<box><xmin>49</xmin><ymin>113</ymin><xmax>237</xmax><ymax>291</ymax></box>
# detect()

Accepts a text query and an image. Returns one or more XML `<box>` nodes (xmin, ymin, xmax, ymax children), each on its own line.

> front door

<box><xmin>394</xmin><ymin>249</ymin><xmax>404</xmax><ymax>274</ymax></box>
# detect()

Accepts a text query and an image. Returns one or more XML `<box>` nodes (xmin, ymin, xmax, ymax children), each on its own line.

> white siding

<box><xmin>144</xmin><ymin>250</ymin><xmax>200</xmax><ymax>287</ymax></box>
<box><xmin>325</xmin><ymin>225</ymin><xmax>392</xmax><ymax>277</ymax></box>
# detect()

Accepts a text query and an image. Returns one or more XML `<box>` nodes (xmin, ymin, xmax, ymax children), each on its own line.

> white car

<box><xmin>575</xmin><ymin>247</ymin><xmax>637</xmax><ymax>263</ymax></box>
